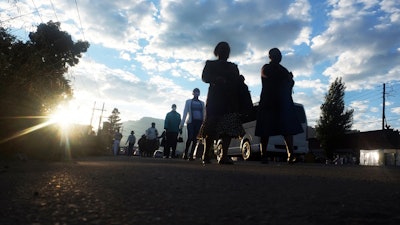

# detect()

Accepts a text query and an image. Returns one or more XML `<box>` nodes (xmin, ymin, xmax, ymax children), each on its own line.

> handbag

<box><xmin>177</xmin><ymin>134</ymin><xmax>183</xmax><ymax>142</ymax></box>
<box><xmin>235</xmin><ymin>74</ymin><xmax>253</xmax><ymax>115</ymax></box>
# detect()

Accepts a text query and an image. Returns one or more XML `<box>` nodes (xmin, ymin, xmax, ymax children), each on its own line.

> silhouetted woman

<box><xmin>200</xmin><ymin>41</ymin><xmax>245</xmax><ymax>165</ymax></box>
<box><xmin>255</xmin><ymin>48</ymin><xmax>303</xmax><ymax>164</ymax></box>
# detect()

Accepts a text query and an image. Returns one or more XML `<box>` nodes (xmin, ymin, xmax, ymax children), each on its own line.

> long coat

<box><xmin>255</xmin><ymin>62</ymin><xmax>303</xmax><ymax>137</ymax></box>
<box><xmin>201</xmin><ymin>59</ymin><xmax>245</xmax><ymax>138</ymax></box>
<box><xmin>202</xmin><ymin>59</ymin><xmax>240</xmax><ymax>118</ymax></box>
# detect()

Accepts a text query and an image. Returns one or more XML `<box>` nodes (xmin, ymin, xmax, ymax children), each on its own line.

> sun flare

<box><xmin>49</xmin><ymin>104</ymin><xmax>79</xmax><ymax>128</ymax></box>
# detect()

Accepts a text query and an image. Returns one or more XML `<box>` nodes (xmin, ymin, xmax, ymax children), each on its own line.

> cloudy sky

<box><xmin>1</xmin><ymin>0</ymin><xmax>399</xmax><ymax>132</ymax></box>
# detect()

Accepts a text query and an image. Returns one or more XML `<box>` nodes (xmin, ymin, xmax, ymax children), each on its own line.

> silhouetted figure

<box><xmin>145</xmin><ymin>122</ymin><xmax>159</xmax><ymax>157</ymax></box>
<box><xmin>113</xmin><ymin>129</ymin><xmax>123</xmax><ymax>155</ymax></box>
<box><xmin>164</xmin><ymin>104</ymin><xmax>181</xmax><ymax>158</ymax></box>
<box><xmin>138</xmin><ymin>134</ymin><xmax>147</xmax><ymax>157</ymax></box>
<box><xmin>159</xmin><ymin>130</ymin><xmax>166</xmax><ymax>149</ymax></box>
<box><xmin>255</xmin><ymin>48</ymin><xmax>303</xmax><ymax>164</ymax></box>
<box><xmin>180</xmin><ymin>88</ymin><xmax>205</xmax><ymax>160</ymax></box>
<box><xmin>199</xmin><ymin>41</ymin><xmax>245</xmax><ymax>165</ymax></box>
<box><xmin>125</xmin><ymin>130</ymin><xmax>136</xmax><ymax>156</ymax></box>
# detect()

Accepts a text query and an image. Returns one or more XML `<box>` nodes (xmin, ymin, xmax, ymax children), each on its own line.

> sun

<box><xmin>49</xmin><ymin>104</ymin><xmax>80</xmax><ymax>128</ymax></box>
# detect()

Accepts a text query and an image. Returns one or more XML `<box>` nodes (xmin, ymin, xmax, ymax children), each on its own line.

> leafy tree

<box><xmin>0</xmin><ymin>21</ymin><xmax>89</xmax><ymax>117</ymax></box>
<box><xmin>316</xmin><ymin>77</ymin><xmax>354</xmax><ymax>160</ymax></box>
<box><xmin>108</xmin><ymin>108</ymin><xmax>123</xmax><ymax>134</ymax></box>
<box><xmin>0</xmin><ymin>22</ymin><xmax>89</xmax><ymax>156</ymax></box>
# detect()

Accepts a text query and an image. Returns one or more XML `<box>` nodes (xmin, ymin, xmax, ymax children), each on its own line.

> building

<box><xmin>308</xmin><ymin>127</ymin><xmax>400</xmax><ymax>166</ymax></box>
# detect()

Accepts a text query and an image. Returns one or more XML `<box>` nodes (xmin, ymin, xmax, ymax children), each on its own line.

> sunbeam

<box><xmin>0</xmin><ymin>119</ymin><xmax>54</xmax><ymax>144</ymax></box>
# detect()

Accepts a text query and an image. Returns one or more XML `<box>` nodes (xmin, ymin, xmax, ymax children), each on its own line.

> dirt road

<box><xmin>1</xmin><ymin>156</ymin><xmax>399</xmax><ymax>225</ymax></box>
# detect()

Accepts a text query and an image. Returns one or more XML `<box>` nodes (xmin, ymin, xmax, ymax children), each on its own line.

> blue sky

<box><xmin>1</xmin><ymin>0</ymin><xmax>399</xmax><ymax>132</ymax></box>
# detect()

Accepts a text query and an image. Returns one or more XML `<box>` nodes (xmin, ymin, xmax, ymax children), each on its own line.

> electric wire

<box><xmin>0</xmin><ymin>12</ymin><xmax>34</xmax><ymax>24</ymax></box>
<box><xmin>49</xmin><ymin>0</ymin><xmax>59</xmax><ymax>22</ymax></box>
<box><xmin>30</xmin><ymin>0</ymin><xmax>43</xmax><ymax>23</ymax></box>
<box><xmin>74</xmin><ymin>0</ymin><xmax>86</xmax><ymax>41</ymax></box>
<box><xmin>1</xmin><ymin>1</ymin><xmax>398</xmax><ymax>129</ymax></box>
<box><xmin>72</xmin><ymin>1</ymin><xmax>107</xmax><ymax>123</ymax></box>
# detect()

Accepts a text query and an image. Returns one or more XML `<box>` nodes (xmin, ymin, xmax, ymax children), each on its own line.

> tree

<box><xmin>0</xmin><ymin>21</ymin><xmax>89</xmax><ymax>116</ymax></box>
<box><xmin>0</xmin><ymin>22</ymin><xmax>89</xmax><ymax>156</ymax></box>
<box><xmin>108</xmin><ymin>108</ymin><xmax>123</xmax><ymax>133</ymax></box>
<box><xmin>316</xmin><ymin>77</ymin><xmax>354</xmax><ymax>160</ymax></box>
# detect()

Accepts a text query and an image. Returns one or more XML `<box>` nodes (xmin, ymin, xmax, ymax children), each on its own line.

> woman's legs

<box><xmin>202</xmin><ymin>137</ymin><xmax>213</xmax><ymax>163</ymax></box>
<box><xmin>202</xmin><ymin>136</ymin><xmax>233</xmax><ymax>164</ymax></box>
<box><xmin>183</xmin><ymin>139</ymin><xmax>191</xmax><ymax>159</ymax></box>
<box><xmin>219</xmin><ymin>136</ymin><xmax>233</xmax><ymax>164</ymax></box>
<box><xmin>284</xmin><ymin>135</ymin><xmax>296</xmax><ymax>163</ymax></box>
<box><xmin>190</xmin><ymin>120</ymin><xmax>203</xmax><ymax>159</ymax></box>
<box><xmin>183</xmin><ymin>123</ymin><xmax>194</xmax><ymax>159</ymax></box>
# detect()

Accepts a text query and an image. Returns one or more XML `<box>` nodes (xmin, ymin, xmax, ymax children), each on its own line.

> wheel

<box><xmin>241</xmin><ymin>140</ymin><xmax>251</xmax><ymax>160</ymax></box>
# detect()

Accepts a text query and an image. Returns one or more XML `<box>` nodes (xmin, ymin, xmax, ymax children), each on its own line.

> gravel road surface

<box><xmin>1</xmin><ymin>156</ymin><xmax>399</xmax><ymax>225</ymax></box>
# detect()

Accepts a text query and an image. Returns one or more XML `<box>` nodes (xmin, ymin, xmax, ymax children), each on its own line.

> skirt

<box><xmin>199</xmin><ymin>113</ymin><xmax>245</xmax><ymax>139</ymax></box>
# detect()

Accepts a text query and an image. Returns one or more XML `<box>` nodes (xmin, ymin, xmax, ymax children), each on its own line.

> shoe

<box><xmin>287</xmin><ymin>156</ymin><xmax>297</xmax><ymax>164</ymax></box>
<box><xmin>218</xmin><ymin>157</ymin><xmax>234</xmax><ymax>165</ymax></box>
<box><xmin>188</xmin><ymin>157</ymin><xmax>195</xmax><ymax>161</ymax></box>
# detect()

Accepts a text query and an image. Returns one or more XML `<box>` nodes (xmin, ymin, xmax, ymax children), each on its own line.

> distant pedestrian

<box><xmin>159</xmin><ymin>130</ymin><xmax>166</xmax><ymax>149</ymax></box>
<box><xmin>164</xmin><ymin>104</ymin><xmax>182</xmax><ymax>158</ymax></box>
<box><xmin>180</xmin><ymin>88</ymin><xmax>205</xmax><ymax>160</ymax></box>
<box><xmin>113</xmin><ymin>129</ymin><xmax>123</xmax><ymax>155</ymax></box>
<box><xmin>255</xmin><ymin>48</ymin><xmax>303</xmax><ymax>164</ymax></box>
<box><xmin>138</xmin><ymin>134</ymin><xmax>147</xmax><ymax>157</ymax></box>
<box><xmin>199</xmin><ymin>41</ymin><xmax>245</xmax><ymax>165</ymax></box>
<box><xmin>145</xmin><ymin>122</ymin><xmax>159</xmax><ymax>156</ymax></box>
<box><xmin>125</xmin><ymin>130</ymin><xmax>136</xmax><ymax>156</ymax></box>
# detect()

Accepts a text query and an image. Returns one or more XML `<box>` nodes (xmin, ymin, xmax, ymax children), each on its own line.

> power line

<box><xmin>0</xmin><ymin>11</ymin><xmax>36</xmax><ymax>23</ymax></box>
<box><xmin>71</xmin><ymin>1</ymin><xmax>105</xmax><ymax>105</ymax></box>
<box><xmin>345</xmin><ymin>85</ymin><xmax>381</xmax><ymax>102</ymax></box>
<box><xmin>74</xmin><ymin>0</ymin><xmax>86</xmax><ymax>41</ymax></box>
<box><xmin>0</xmin><ymin>3</ymin><xmax>21</xmax><ymax>13</ymax></box>
<box><xmin>385</xmin><ymin>82</ymin><xmax>399</xmax><ymax>99</ymax></box>
<box><xmin>30</xmin><ymin>0</ymin><xmax>43</xmax><ymax>23</ymax></box>
<box><xmin>49</xmin><ymin>0</ymin><xmax>59</xmax><ymax>22</ymax></box>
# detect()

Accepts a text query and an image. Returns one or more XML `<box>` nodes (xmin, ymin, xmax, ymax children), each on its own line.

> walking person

<box><xmin>199</xmin><ymin>41</ymin><xmax>245</xmax><ymax>165</ymax></box>
<box><xmin>255</xmin><ymin>48</ymin><xmax>303</xmax><ymax>164</ymax></box>
<box><xmin>113</xmin><ymin>129</ymin><xmax>123</xmax><ymax>156</ymax></box>
<box><xmin>145</xmin><ymin>122</ymin><xmax>159</xmax><ymax>157</ymax></box>
<box><xmin>125</xmin><ymin>130</ymin><xmax>136</xmax><ymax>156</ymax></box>
<box><xmin>180</xmin><ymin>88</ymin><xmax>205</xmax><ymax>160</ymax></box>
<box><xmin>138</xmin><ymin>134</ymin><xmax>147</xmax><ymax>157</ymax></box>
<box><xmin>164</xmin><ymin>104</ymin><xmax>182</xmax><ymax>158</ymax></box>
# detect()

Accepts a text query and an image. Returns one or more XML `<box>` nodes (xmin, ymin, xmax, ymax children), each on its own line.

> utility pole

<box><xmin>382</xmin><ymin>83</ymin><xmax>385</xmax><ymax>130</ymax></box>
<box><xmin>97</xmin><ymin>103</ymin><xmax>106</xmax><ymax>134</ymax></box>
<box><xmin>90</xmin><ymin>102</ymin><xmax>106</xmax><ymax>135</ymax></box>
<box><xmin>89</xmin><ymin>101</ymin><xmax>96</xmax><ymax>129</ymax></box>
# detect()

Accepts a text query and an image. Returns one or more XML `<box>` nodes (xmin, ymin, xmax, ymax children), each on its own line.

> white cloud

<box><xmin>294</xmin><ymin>26</ymin><xmax>312</xmax><ymax>46</ymax></box>
<box><xmin>350</xmin><ymin>100</ymin><xmax>369</xmax><ymax>113</ymax></box>
<box><xmin>392</xmin><ymin>107</ymin><xmax>400</xmax><ymax>115</ymax></box>
<box><xmin>1</xmin><ymin>0</ymin><xmax>399</xmax><ymax>131</ymax></box>
<box><xmin>120</xmin><ymin>51</ymin><xmax>131</xmax><ymax>61</ymax></box>
<box><xmin>288</xmin><ymin>0</ymin><xmax>311</xmax><ymax>21</ymax></box>
<box><xmin>311</xmin><ymin>0</ymin><xmax>400</xmax><ymax>94</ymax></box>
<box><xmin>370</xmin><ymin>107</ymin><xmax>379</xmax><ymax>113</ymax></box>
<box><xmin>295</xmin><ymin>79</ymin><xmax>327</xmax><ymax>95</ymax></box>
